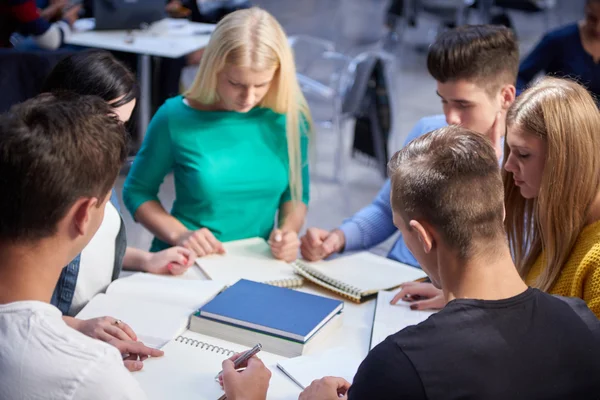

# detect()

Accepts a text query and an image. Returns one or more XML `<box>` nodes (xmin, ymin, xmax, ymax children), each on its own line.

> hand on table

<box><xmin>269</xmin><ymin>229</ymin><xmax>300</xmax><ymax>262</ymax></box>
<box><xmin>176</xmin><ymin>228</ymin><xmax>225</xmax><ymax>258</ymax></box>
<box><xmin>299</xmin><ymin>377</ymin><xmax>351</xmax><ymax>400</ymax></box>
<box><xmin>390</xmin><ymin>282</ymin><xmax>446</xmax><ymax>310</ymax></box>
<box><xmin>72</xmin><ymin>316</ymin><xmax>137</xmax><ymax>342</ymax></box>
<box><xmin>300</xmin><ymin>228</ymin><xmax>345</xmax><ymax>261</ymax></box>
<box><xmin>220</xmin><ymin>353</ymin><xmax>271</xmax><ymax>400</ymax></box>
<box><xmin>141</xmin><ymin>246</ymin><xmax>194</xmax><ymax>275</ymax></box>
<box><xmin>107</xmin><ymin>338</ymin><xmax>164</xmax><ymax>372</ymax></box>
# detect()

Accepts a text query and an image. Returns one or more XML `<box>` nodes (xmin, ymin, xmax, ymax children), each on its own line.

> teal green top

<box><xmin>123</xmin><ymin>96</ymin><xmax>310</xmax><ymax>252</ymax></box>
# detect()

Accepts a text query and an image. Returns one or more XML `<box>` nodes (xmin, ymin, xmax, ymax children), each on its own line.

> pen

<box><xmin>214</xmin><ymin>343</ymin><xmax>262</xmax><ymax>382</ymax></box>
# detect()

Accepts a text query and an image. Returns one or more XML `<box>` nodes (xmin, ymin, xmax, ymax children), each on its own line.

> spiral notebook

<box><xmin>195</xmin><ymin>238</ymin><xmax>304</xmax><ymax>288</ymax></box>
<box><xmin>134</xmin><ymin>330</ymin><xmax>301</xmax><ymax>400</ymax></box>
<box><xmin>292</xmin><ymin>252</ymin><xmax>426</xmax><ymax>303</ymax></box>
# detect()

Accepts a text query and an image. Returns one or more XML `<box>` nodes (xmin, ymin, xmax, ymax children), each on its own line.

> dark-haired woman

<box><xmin>43</xmin><ymin>51</ymin><xmax>194</xmax><ymax>364</ymax></box>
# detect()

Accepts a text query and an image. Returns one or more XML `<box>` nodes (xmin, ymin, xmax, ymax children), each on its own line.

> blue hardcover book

<box><xmin>196</xmin><ymin>279</ymin><xmax>344</xmax><ymax>342</ymax></box>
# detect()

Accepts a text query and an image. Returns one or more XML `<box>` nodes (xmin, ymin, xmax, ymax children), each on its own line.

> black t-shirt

<box><xmin>349</xmin><ymin>288</ymin><xmax>600</xmax><ymax>400</ymax></box>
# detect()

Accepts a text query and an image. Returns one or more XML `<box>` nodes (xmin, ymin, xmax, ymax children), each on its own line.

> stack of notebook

<box><xmin>293</xmin><ymin>252</ymin><xmax>427</xmax><ymax>303</ymax></box>
<box><xmin>190</xmin><ymin>279</ymin><xmax>344</xmax><ymax>357</ymax></box>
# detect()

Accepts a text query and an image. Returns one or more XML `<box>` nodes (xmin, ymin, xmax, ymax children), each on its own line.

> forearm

<box><xmin>339</xmin><ymin>180</ymin><xmax>397</xmax><ymax>252</ymax></box>
<box><xmin>122</xmin><ymin>247</ymin><xmax>152</xmax><ymax>271</ymax></box>
<box><xmin>278</xmin><ymin>202</ymin><xmax>307</xmax><ymax>233</ymax></box>
<box><xmin>134</xmin><ymin>201</ymin><xmax>189</xmax><ymax>245</ymax></box>
<box><xmin>63</xmin><ymin>316</ymin><xmax>81</xmax><ymax>330</ymax></box>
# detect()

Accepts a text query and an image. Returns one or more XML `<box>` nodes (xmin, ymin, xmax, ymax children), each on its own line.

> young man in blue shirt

<box><xmin>300</xmin><ymin>24</ymin><xmax>519</xmax><ymax>268</ymax></box>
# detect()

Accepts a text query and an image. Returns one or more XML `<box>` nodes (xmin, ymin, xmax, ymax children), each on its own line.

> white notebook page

<box><xmin>134</xmin><ymin>330</ymin><xmax>301</xmax><ymax>400</ymax></box>
<box><xmin>299</xmin><ymin>252</ymin><xmax>426</xmax><ymax>295</ymax></box>
<box><xmin>370</xmin><ymin>290</ymin><xmax>436</xmax><ymax>350</ymax></box>
<box><xmin>195</xmin><ymin>238</ymin><xmax>302</xmax><ymax>286</ymax></box>
<box><xmin>277</xmin><ymin>347</ymin><xmax>363</xmax><ymax>389</ymax></box>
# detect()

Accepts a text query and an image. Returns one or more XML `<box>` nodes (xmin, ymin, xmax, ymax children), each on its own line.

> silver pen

<box><xmin>215</xmin><ymin>343</ymin><xmax>262</xmax><ymax>382</ymax></box>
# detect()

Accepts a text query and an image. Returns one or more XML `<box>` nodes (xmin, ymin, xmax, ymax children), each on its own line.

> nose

<box><xmin>240</xmin><ymin>88</ymin><xmax>254</xmax><ymax>105</ymax></box>
<box><xmin>504</xmin><ymin>152</ymin><xmax>517</xmax><ymax>173</ymax></box>
<box><xmin>445</xmin><ymin>108</ymin><xmax>461</xmax><ymax>126</ymax></box>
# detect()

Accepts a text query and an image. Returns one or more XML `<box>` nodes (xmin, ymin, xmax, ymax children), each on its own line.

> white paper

<box><xmin>277</xmin><ymin>347</ymin><xmax>363</xmax><ymax>389</ymax></box>
<box><xmin>370</xmin><ymin>290</ymin><xmax>436</xmax><ymax>350</ymax></box>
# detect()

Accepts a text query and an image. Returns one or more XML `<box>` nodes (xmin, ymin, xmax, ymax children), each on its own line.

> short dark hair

<box><xmin>427</xmin><ymin>24</ymin><xmax>519</xmax><ymax>94</ymax></box>
<box><xmin>388</xmin><ymin>125</ymin><xmax>505</xmax><ymax>259</ymax></box>
<box><xmin>0</xmin><ymin>93</ymin><xmax>128</xmax><ymax>242</ymax></box>
<box><xmin>43</xmin><ymin>50</ymin><xmax>137</xmax><ymax>107</ymax></box>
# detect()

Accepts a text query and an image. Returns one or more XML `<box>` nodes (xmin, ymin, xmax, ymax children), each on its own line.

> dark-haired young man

<box><xmin>300</xmin><ymin>25</ymin><xmax>518</xmax><ymax>273</ymax></box>
<box><xmin>300</xmin><ymin>126</ymin><xmax>600</xmax><ymax>400</ymax></box>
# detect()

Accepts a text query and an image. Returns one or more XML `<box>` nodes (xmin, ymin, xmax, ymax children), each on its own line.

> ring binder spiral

<box><xmin>175</xmin><ymin>335</ymin><xmax>236</xmax><ymax>356</ymax></box>
<box><xmin>292</xmin><ymin>253</ymin><xmax>427</xmax><ymax>303</ymax></box>
<box><xmin>265</xmin><ymin>276</ymin><xmax>304</xmax><ymax>289</ymax></box>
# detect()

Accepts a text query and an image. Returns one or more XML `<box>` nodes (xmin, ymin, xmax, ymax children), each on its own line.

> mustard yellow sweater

<box><xmin>526</xmin><ymin>220</ymin><xmax>600</xmax><ymax>317</ymax></box>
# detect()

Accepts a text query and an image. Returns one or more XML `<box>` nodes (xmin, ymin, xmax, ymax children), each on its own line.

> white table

<box><xmin>66</xmin><ymin>18</ymin><xmax>215</xmax><ymax>142</ymax></box>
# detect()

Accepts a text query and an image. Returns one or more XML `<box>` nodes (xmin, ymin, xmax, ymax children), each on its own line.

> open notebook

<box><xmin>134</xmin><ymin>330</ymin><xmax>301</xmax><ymax>400</ymax></box>
<box><xmin>370</xmin><ymin>290</ymin><xmax>437</xmax><ymax>350</ymax></box>
<box><xmin>293</xmin><ymin>252</ymin><xmax>426</xmax><ymax>303</ymax></box>
<box><xmin>195</xmin><ymin>238</ymin><xmax>304</xmax><ymax>288</ymax></box>
<box><xmin>277</xmin><ymin>347</ymin><xmax>363</xmax><ymax>389</ymax></box>
<box><xmin>76</xmin><ymin>273</ymin><xmax>226</xmax><ymax>348</ymax></box>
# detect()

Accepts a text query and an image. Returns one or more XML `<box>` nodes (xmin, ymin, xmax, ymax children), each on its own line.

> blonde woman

<box><xmin>123</xmin><ymin>8</ymin><xmax>312</xmax><ymax>262</ymax></box>
<box><xmin>393</xmin><ymin>77</ymin><xmax>600</xmax><ymax>317</ymax></box>
<box><xmin>503</xmin><ymin>76</ymin><xmax>600</xmax><ymax>316</ymax></box>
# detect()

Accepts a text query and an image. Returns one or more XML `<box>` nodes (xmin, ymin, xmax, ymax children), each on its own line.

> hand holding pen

<box><xmin>216</xmin><ymin>344</ymin><xmax>271</xmax><ymax>400</ymax></box>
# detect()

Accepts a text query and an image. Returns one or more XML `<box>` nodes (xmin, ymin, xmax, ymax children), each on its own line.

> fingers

<box><xmin>408</xmin><ymin>296</ymin><xmax>444</xmax><ymax>310</ymax></box>
<box><xmin>110</xmin><ymin>339</ymin><xmax>165</xmax><ymax>358</ymax></box>
<box><xmin>123</xmin><ymin>359</ymin><xmax>144</xmax><ymax>372</ymax></box>
<box><xmin>271</xmin><ymin>231</ymin><xmax>299</xmax><ymax>262</ymax></box>
<box><xmin>114</xmin><ymin>320</ymin><xmax>137</xmax><ymax>341</ymax></box>
<box><xmin>167</xmin><ymin>262</ymin><xmax>191</xmax><ymax>275</ymax></box>
<box><xmin>203</xmin><ymin>230</ymin><xmax>225</xmax><ymax>255</ymax></box>
<box><xmin>321</xmin><ymin>232</ymin><xmax>339</xmax><ymax>254</ymax></box>
<box><xmin>221</xmin><ymin>358</ymin><xmax>237</xmax><ymax>381</ymax></box>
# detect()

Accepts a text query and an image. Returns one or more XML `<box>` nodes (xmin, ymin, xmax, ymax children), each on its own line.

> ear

<box><xmin>500</xmin><ymin>84</ymin><xmax>516</xmax><ymax>111</ymax></box>
<box><xmin>72</xmin><ymin>197</ymin><xmax>99</xmax><ymax>236</ymax></box>
<box><xmin>502</xmin><ymin>205</ymin><xmax>506</xmax><ymax>223</ymax></box>
<box><xmin>409</xmin><ymin>220</ymin><xmax>434</xmax><ymax>254</ymax></box>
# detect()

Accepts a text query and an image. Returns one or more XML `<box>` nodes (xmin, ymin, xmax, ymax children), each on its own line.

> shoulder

<box><xmin>350</xmin><ymin>337</ymin><xmax>425</xmax><ymax>400</ymax></box>
<box><xmin>543</xmin><ymin>23</ymin><xmax>579</xmax><ymax>42</ymax></box>
<box><xmin>553</xmin><ymin>294</ymin><xmax>600</xmax><ymax>331</ymax></box>
<box><xmin>404</xmin><ymin>114</ymin><xmax>447</xmax><ymax>146</ymax></box>
<box><xmin>571</xmin><ymin>221</ymin><xmax>600</xmax><ymax>266</ymax></box>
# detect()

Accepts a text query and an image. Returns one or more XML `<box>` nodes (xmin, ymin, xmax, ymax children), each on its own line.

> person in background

<box><xmin>0</xmin><ymin>0</ymin><xmax>80</xmax><ymax>49</ymax></box>
<box><xmin>300</xmin><ymin>24</ymin><xmax>518</xmax><ymax>267</ymax></box>
<box><xmin>41</xmin><ymin>51</ymin><xmax>195</xmax><ymax>371</ymax></box>
<box><xmin>395</xmin><ymin>77</ymin><xmax>600</xmax><ymax>318</ymax></box>
<box><xmin>299</xmin><ymin>126</ymin><xmax>600</xmax><ymax>400</ymax></box>
<box><xmin>517</xmin><ymin>0</ymin><xmax>600</xmax><ymax>101</ymax></box>
<box><xmin>123</xmin><ymin>8</ymin><xmax>312</xmax><ymax>263</ymax></box>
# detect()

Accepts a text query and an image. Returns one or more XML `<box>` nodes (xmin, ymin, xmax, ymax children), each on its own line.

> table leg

<box><xmin>137</xmin><ymin>54</ymin><xmax>152</xmax><ymax>145</ymax></box>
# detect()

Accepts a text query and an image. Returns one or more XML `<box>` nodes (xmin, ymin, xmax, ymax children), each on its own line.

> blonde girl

<box><xmin>123</xmin><ymin>7</ymin><xmax>312</xmax><ymax>262</ymax></box>
<box><xmin>504</xmin><ymin>76</ymin><xmax>600</xmax><ymax>316</ymax></box>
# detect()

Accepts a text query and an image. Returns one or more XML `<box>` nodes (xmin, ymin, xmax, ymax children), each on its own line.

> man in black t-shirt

<box><xmin>299</xmin><ymin>126</ymin><xmax>600</xmax><ymax>400</ymax></box>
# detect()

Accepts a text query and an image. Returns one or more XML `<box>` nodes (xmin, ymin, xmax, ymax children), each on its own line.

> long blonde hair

<box><xmin>503</xmin><ymin>77</ymin><xmax>600</xmax><ymax>291</ymax></box>
<box><xmin>184</xmin><ymin>7</ymin><xmax>312</xmax><ymax>204</ymax></box>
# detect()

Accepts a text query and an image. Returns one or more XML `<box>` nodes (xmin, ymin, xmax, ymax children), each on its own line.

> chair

<box><xmin>289</xmin><ymin>35</ymin><xmax>396</xmax><ymax>184</ymax></box>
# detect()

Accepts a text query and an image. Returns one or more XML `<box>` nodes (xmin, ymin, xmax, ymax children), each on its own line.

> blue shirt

<box><xmin>517</xmin><ymin>23</ymin><xmax>600</xmax><ymax>100</ymax></box>
<box><xmin>339</xmin><ymin>115</ymin><xmax>447</xmax><ymax>267</ymax></box>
